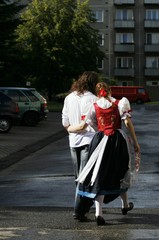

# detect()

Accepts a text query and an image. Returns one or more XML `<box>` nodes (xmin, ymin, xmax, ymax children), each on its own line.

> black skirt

<box><xmin>78</xmin><ymin>130</ymin><xmax>130</xmax><ymax>204</ymax></box>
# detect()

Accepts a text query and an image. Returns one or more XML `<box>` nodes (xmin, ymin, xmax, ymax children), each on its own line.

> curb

<box><xmin>0</xmin><ymin>129</ymin><xmax>67</xmax><ymax>171</ymax></box>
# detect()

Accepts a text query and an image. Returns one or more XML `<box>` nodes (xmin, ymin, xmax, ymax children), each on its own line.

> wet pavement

<box><xmin>0</xmin><ymin>105</ymin><xmax>159</xmax><ymax>239</ymax></box>
<box><xmin>0</xmin><ymin>207</ymin><xmax>158</xmax><ymax>240</ymax></box>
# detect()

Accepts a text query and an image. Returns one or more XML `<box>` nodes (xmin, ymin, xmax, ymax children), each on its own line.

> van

<box><xmin>111</xmin><ymin>86</ymin><xmax>150</xmax><ymax>104</ymax></box>
<box><xmin>0</xmin><ymin>87</ymin><xmax>48</xmax><ymax>126</ymax></box>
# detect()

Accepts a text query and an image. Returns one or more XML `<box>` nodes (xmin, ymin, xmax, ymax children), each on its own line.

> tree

<box><xmin>16</xmin><ymin>0</ymin><xmax>105</xmax><ymax>98</ymax></box>
<box><xmin>0</xmin><ymin>0</ymin><xmax>24</xmax><ymax>85</ymax></box>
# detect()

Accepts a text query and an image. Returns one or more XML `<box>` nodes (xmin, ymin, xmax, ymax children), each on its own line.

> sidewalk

<box><xmin>0</xmin><ymin>112</ymin><xmax>67</xmax><ymax>170</ymax></box>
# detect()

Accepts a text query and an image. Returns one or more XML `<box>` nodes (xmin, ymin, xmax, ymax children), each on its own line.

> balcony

<box><xmin>114</xmin><ymin>0</ymin><xmax>134</xmax><ymax>4</ymax></box>
<box><xmin>144</xmin><ymin>20</ymin><xmax>159</xmax><ymax>28</ymax></box>
<box><xmin>114</xmin><ymin>20</ymin><xmax>135</xmax><ymax>28</ymax></box>
<box><xmin>144</xmin><ymin>0</ymin><xmax>159</xmax><ymax>4</ymax></box>
<box><xmin>145</xmin><ymin>44</ymin><xmax>159</xmax><ymax>52</ymax></box>
<box><xmin>114</xmin><ymin>68</ymin><xmax>135</xmax><ymax>77</ymax></box>
<box><xmin>114</xmin><ymin>44</ymin><xmax>135</xmax><ymax>52</ymax></box>
<box><xmin>145</xmin><ymin>68</ymin><xmax>159</xmax><ymax>76</ymax></box>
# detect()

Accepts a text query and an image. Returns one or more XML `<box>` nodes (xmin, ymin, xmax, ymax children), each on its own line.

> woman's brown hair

<box><xmin>71</xmin><ymin>71</ymin><xmax>99</xmax><ymax>95</ymax></box>
<box><xmin>96</xmin><ymin>82</ymin><xmax>111</xmax><ymax>98</ymax></box>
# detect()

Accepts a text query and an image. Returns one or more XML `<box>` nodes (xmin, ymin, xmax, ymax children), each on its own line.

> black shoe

<box><xmin>121</xmin><ymin>202</ymin><xmax>134</xmax><ymax>215</ymax></box>
<box><xmin>73</xmin><ymin>213</ymin><xmax>87</xmax><ymax>222</ymax></box>
<box><xmin>95</xmin><ymin>216</ymin><xmax>106</xmax><ymax>226</ymax></box>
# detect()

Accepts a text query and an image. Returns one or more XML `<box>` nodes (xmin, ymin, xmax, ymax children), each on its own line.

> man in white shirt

<box><xmin>62</xmin><ymin>71</ymin><xmax>98</xmax><ymax>221</ymax></box>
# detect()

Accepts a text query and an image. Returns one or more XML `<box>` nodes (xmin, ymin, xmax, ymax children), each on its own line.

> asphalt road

<box><xmin>0</xmin><ymin>105</ymin><xmax>158</xmax><ymax>240</ymax></box>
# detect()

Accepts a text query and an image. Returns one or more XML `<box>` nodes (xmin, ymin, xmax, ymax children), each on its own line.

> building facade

<box><xmin>89</xmin><ymin>0</ymin><xmax>159</xmax><ymax>101</ymax></box>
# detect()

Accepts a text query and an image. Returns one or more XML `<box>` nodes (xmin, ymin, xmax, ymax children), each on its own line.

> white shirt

<box><xmin>62</xmin><ymin>91</ymin><xmax>98</xmax><ymax>148</ymax></box>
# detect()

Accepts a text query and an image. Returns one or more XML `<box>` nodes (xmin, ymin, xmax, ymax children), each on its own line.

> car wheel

<box><xmin>24</xmin><ymin>111</ymin><xmax>39</xmax><ymax>126</ymax></box>
<box><xmin>0</xmin><ymin>117</ymin><xmax>12</xmax><ymax>133</ymax></box>
<box><xmin>136</xmin><ymin>99</ymin><xmax>143</xmax><ymax>104</ymax></box>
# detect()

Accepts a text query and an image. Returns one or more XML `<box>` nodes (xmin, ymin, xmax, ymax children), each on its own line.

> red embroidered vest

<box><xmin>94</xmin><ymin>100</ymin><xmax>121</xmax><ymax>136</ymax></box>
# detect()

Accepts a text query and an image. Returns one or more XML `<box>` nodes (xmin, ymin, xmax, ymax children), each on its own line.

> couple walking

<box><xmin>62</xmin><ymin>71</ymin><xmax>140</xmax><ymax>226</ymax></box>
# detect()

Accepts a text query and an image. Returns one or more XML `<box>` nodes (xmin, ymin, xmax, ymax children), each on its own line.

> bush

<box><xmin>48</xmin><ymin>101</ymin><xmax>63</xmax><ymax>112</ymax></box>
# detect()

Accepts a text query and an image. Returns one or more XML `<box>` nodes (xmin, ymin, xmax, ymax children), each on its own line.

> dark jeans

<box><xmin>70</xmin><ymin>145</ymin><xmax>94</xmax><ymax>215</ymax></box>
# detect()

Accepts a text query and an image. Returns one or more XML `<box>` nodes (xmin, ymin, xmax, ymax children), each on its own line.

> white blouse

<box><xmin>95</xmin><ymin>96</ymin><xmax>131</xmax><ymax>120</ymax></box>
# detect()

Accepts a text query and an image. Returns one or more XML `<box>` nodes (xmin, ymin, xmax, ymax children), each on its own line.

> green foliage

<box><xmin>109</xmin><ymin>78</ymin><xmax>118</xmax><ymax>86</ymax></box>
<box><xmin>48</xmin><ymin>100</ymin><xmax>63</xmax><ymax>112</ymax></box>
<box><xmin>0</xmin><ymin>0</ymin><xmax>24</xmax><ymax>85</ymax></box>
<box><xmin>15</xmin><ymin>0</ymin><xmax>105</xmax><ymax>98</ymax></box>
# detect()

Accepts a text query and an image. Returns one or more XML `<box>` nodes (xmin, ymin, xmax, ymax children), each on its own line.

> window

<box><xmin>121</xmin><ymin>81</ymin><xmax>133</xmax><ymax>86</ymax></box>
<box><xmin>146</xmin><ymin>33</ymin><xmax>159</xmax><ymax>44</ymax></box>
<box><xmin>22</xmin><ymin>90</ymin><xmax>39</xmax><ymax>102</ymax></box>
<box><xmin>116</xmin><ymin>33</ymin><xmax>134</xmax><ymax>43</ymax></box>
<box><xmin>97</xmin><ymin>58</ymin><xmax>104</xmax><ymax>70</ymax></box>
<box><xmin>115</xmin><ymin>9</ymin><xmax>134</xmax><ymax>20</ymax></box>
<box><xmin>92</xmin><ymin>10</ymin><xmax>104</xmax><ymax>22</ymax></box>
<box><xmin>138</xmin><ymin>88</ymin><xmax>145</xmax><ymax>94</ymax></box>
<box><xmin>146</xmin><ymin>10</ymin><xmax>159</xmax><ymax>20</ymax></box>
<box><xmin>116</xmin><ymin>57</ymin><xmax>134</xmax><ymax>68</ymax></box>
<box><xmin>7</xmin><ymin>90</ymin><xmax>28</xmax><ymax>102</ymax></box>
<box><xmin>122</xmin><ymin>82</ymin><xmax>128</xmax><ymax>86</ymax></box>
<box><xmin>146</xmin><ymin>57</ymin><xmax>159</xmax><ymax>68</ymax></box>
<box><xmin>152</xmin><ymin>81</ymin><xmax>158</xmax><ymax>85</ymax></box>
<box><xmin>98</xmin><ymin>33</ymin><xmax>104</xmax><ymax>46</ymax></box>
<box><xmin>0</xmin><ymin>92</ymin><xmax>12</xmax><ymax>104</ymax></box>
<box><xmin>147</xmin><ymin>81</ymin><xmax>159</xmax><ymax>86</ymax></box>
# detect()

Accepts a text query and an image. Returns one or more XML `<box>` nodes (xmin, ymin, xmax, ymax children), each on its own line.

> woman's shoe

<box><xmin>95</xmin><ymin>216</ymin><xmax>106</xmax><ymax>226</ymax></box>
<box><xmin>121</xmin><ymin>202</ymin><xmax>134</xmax><ymax>215</ymax></box>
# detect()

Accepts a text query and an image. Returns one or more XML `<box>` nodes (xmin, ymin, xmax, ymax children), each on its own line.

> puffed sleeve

<box><xmin>118</xmin><ymin>97</ymin><xmax>131</xmax><ymax>120</ymax></box>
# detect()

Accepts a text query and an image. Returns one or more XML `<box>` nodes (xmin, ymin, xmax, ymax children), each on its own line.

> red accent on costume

<box><xmin>99</xmin><ymin>89</ymin><xmax>107</xmax><ymax>97</ymax></box>
<box><xmin>81</xmin><ymin>115</ymin><xmax>86</xmax><ymax>121</ymax></box>
<box><xmin>94</xmin><ymin>100</ymin><xmax>121</xmax><ymax>136</ymax></box>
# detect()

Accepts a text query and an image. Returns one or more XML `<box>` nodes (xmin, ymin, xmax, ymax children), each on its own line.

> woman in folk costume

<box><xmin>75</xmin><ymin>82</ymin><xmax>140</xmax><ymax>225</ymax></box>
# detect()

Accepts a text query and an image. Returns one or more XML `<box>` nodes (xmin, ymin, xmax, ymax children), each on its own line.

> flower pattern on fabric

<box><xmin>111</xmin><ymin>114</ymin><xmax>116</xmax><ymax>126</ymax></box>
<box><xmin>98</xmin><ymin>115</ymin><xmax>105</xmax><ymax>126</ymax></box>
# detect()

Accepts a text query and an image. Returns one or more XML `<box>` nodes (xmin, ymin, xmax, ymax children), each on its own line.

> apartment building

<box><xmin>13</xmin><ymin>0</ymin><xmax>159</xmax><ymax>100</ymax></box>
<box><xmin>89</xmin><ymin>0</ymin><xmax>159</xmax><ymax>101</ymax></box>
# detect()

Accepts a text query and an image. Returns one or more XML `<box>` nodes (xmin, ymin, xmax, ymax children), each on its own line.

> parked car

<box><xmin>0</xmin><ymin>92</ymin><xmax>20</xmax><ymax>133</ymax></box>
<box><xmin>29</xmin><ymin>88</ymin><xmax>49</xmax><ymax>118</ymax></box>
<box><xmin>111</xmin><ymin>86</ymin><xmax>151</xmax><ymax>104</ymax></box>
<box><xmin>0</xmin><ymin>87</ymin><xmax>49</xmax><ymax>126</ymax></box>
